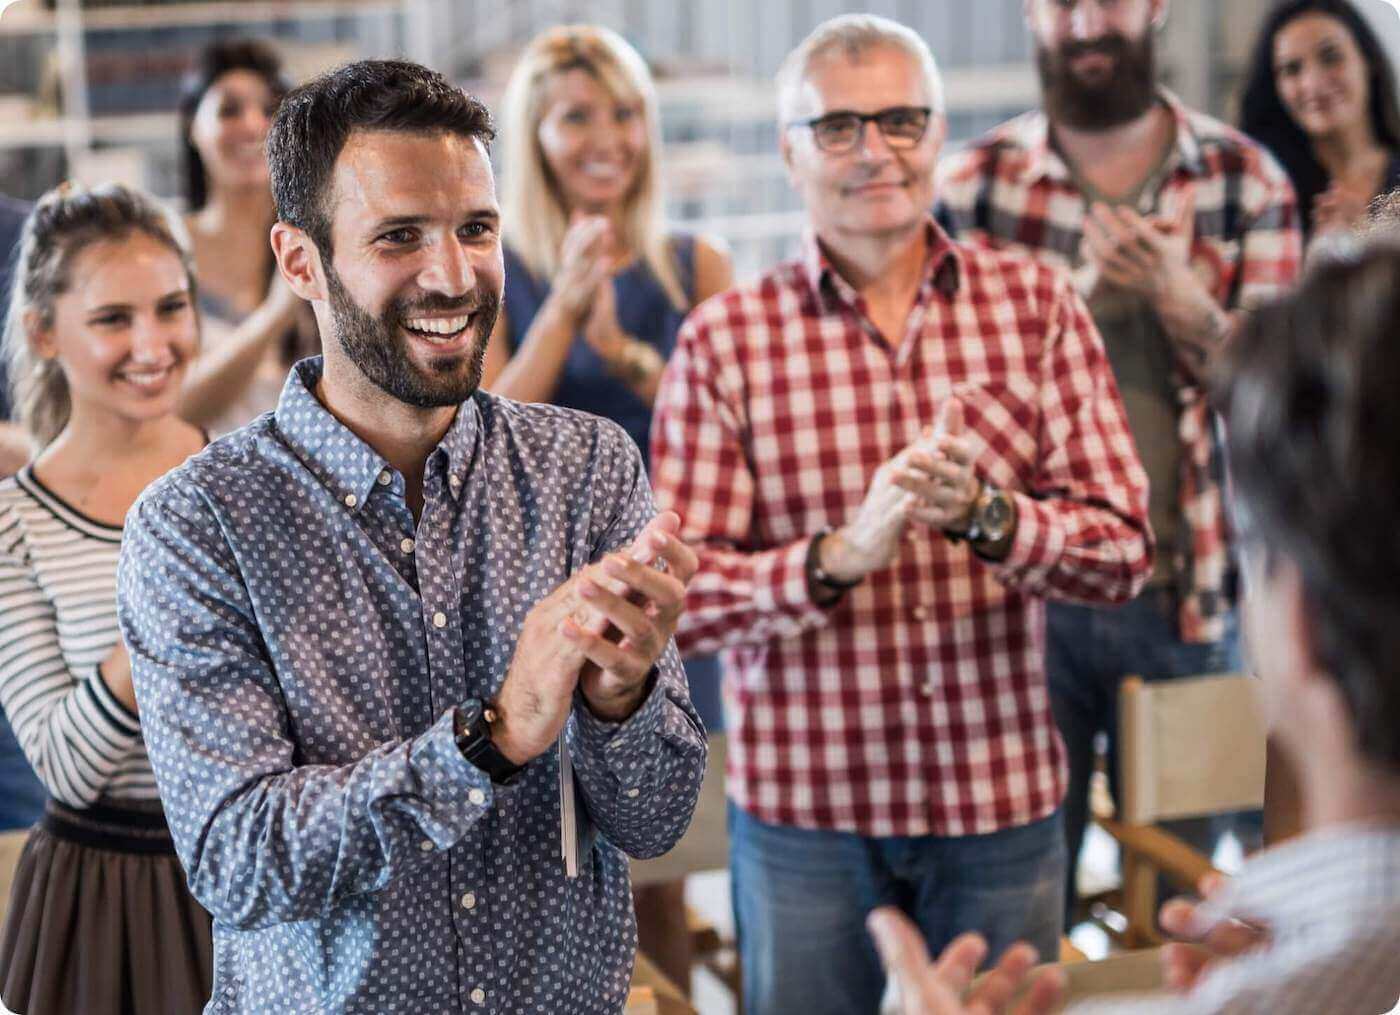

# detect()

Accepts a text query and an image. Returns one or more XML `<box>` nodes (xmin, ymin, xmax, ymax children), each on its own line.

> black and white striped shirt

<box><xmin>0</xmin><ymin>467</ymin><xmax>155</xmax><ymax>806</ymax></box>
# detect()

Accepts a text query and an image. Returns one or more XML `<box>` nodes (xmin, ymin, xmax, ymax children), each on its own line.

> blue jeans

<box><xmin>0</xmin><ymin>710</ymin><xmax>44</xmax><ymax>831</ymax></box>
<box><xmin>1046</xmin><ymin>589</ymin><xmax>1260</xmax><ymax>923</ymax></box>
<box><xmin>729</xmin><ymin>802</ymin><xmax>1065</xmax><ymax>1015</ymax></box>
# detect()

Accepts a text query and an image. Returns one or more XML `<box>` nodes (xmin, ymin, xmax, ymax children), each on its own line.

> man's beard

<box><xmin>1036</xmin><ymin>31</ymin><xmax>1158</xmax><ymax>131</ymax></box>
<box><xmin>324</xmin><ymin>265</ymin><xmax>499</xmax><ymax>410</ymax></box>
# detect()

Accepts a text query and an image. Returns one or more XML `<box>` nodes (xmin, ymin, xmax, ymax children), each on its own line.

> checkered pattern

<box><xmin>650</xmin><ymin>219</ymin><xmax>1152</xmax><ymax>838</ymax></box>
<box><xmin>936</xmin><ymin>92</ymin><xmax>1302</xmax><ymax>644</ymax></box>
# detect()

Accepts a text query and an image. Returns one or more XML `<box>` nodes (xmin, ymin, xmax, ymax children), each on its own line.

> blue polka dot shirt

<box><xmin>117</xmin><ymin>358</ymin><xmax>707</xmax><ymax>1013</ymax></box>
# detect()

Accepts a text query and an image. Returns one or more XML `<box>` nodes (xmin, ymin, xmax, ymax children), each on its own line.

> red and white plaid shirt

<box><xmin>936</xmin><ymin>93</ymin><xmax>1302</xmax><ymax>644</ymax></box>
<box><xmin>651</xmin><ymin>219</ymin><xmax>1151</xmax><ymax>837</ymax></box>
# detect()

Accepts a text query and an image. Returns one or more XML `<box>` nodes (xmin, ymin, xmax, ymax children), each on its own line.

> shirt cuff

<box><xmin>754</xmin><ymin>534</ymin><xmax>839</xmax><ymax>621</ymax></box>
<box><xmin>406</xmin><ymin>708</ymin><xmax>502</xmax><ymax>850</ymax></box>
<box><xmin>570</xmin><ymin>670</ymin><xmax>667</xmax><ymax>766</ymax></box>
<box><xmin>986</xmin><ymin>491</ymin><xmax>1066</xmax><ymax>594</ymax></box>
<box><xmin>83</xmin><ymin>665</ymin><xmax>143</xmax><ymax>740</ymax></box>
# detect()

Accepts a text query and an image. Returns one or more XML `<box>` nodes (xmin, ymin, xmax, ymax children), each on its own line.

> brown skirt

<box><xmin>0</xmin><ymin>798</ymin><xmax>213</xmax><ymax>1015</ymax></box>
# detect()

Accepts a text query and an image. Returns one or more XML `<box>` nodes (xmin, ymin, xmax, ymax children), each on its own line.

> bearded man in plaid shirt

<box><xmin>936</xmin><ymin>0</ymin><xmax>1302</xmax><ymax>924</ymax></box>
<box><xmin>651</xmin><ymin>14</ymin><xmax>1152</xmax><ymax>1014</ymax></box>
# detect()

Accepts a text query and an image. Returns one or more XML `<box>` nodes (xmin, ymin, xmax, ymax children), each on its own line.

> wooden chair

<box><xmin>974</xmin><ymin>947</ymin><xmax>1166</xmax><ymax>1012</ymax></box>
<box><xmin>1094</xmin><ymin>673</ymin><xmax>1267</xmax><ymax>946</ymax></box>
<box><xmin>0</xmin><ymin>829</ymin><xmax>27</xmax><ymax>926</ymax></box>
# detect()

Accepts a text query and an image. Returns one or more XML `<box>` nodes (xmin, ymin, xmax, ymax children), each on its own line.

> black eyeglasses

<box><xmin>787</xmin><ymin>106</ymin><xmax>933</xmax><ymax>153</ymax></box>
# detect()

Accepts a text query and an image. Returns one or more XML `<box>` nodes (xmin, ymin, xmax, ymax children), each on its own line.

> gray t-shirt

<box><xmin>1074</xmin><ymin>158</ymin><xmax>1181</xmax><ymax>586</ymax></box>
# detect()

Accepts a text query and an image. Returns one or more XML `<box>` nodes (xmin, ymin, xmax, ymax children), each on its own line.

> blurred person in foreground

<box><xmin>937</xmin><ymin>0</ymin><xmax>1302</xmax><ymax>925</ymax></box>
<box><xmin>651</xmin><ymin>14</ymin><xmax>1152</xmax><ymax>1013</ymax></box>
<box><xmin>485</xmin><ymin>27</ymin><xmax>734</xmax><ymax>987</ymax></box>
<box><xmin>870</xmin><ymin>229</ymin><xmax>1400</xmax><ymax>1015</ymax></box>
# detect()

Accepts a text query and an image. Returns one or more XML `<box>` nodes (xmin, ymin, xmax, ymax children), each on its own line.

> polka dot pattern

<box><xmin>116</xmin><ymin>359</ymin><xmax>707</xmax><ymax>1013</ymax></box>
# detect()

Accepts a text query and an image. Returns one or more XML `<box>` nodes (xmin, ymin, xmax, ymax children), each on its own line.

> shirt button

<box><xmin>920</xmin><ymin>682</ymin><xmax>934</xmax><ymax>697</ymax></box>
<box><xmin>377</xmin><ymin>470</ymin><xmax>392</xmax><ymax>486</ymax></box>
<box><xmin>343</xmin><ymin>493</ymin><xmax>358</xmax><ymax>508</ymax></box>
<box><xmin>468</xmin><ymin>788</ymin><xmax>486</xmax><ymax>806</ymax></box>
<box><xmin>433</xmin><ymin>611</ymin><xmax>448</xmax><ymax>628</ymax></box>
<box><xmin>400</xmin><ymin>538</ymin><xmax>415</xmax><ymax>554</ymax></box>
<box><xmin>625</xmin><ymin>787</ymin><xmax>640</xmax><ymax>799</ymax></box>
<box><xmin>906</xmin><ymin>529</ymin><xmax>919</xmax><ymax>543</ymax></box>
<box><xmin>912</xmin><ymin>605</ymin><xmax>928</xmax><ymax>621</ymax></box>
<box><xmin>419</xmin><ymin>840</ymin><xmax>434</xmax><ymax>852</ymax></box>
<box><xmin>449</xmin><ymin>474</ymin><xmax>462</xmax><ymax>489</ymax></box>
<box><xmin>461</xmin><ymin>892</ymin><xmax>476</xmax><ymax>910</ymax></box>
<box><xmin>470</xmin><ymin>987</ymin><xmax>486</xmax><ymax>1005</ymax></box>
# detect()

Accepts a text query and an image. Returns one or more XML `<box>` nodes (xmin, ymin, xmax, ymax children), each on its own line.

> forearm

<box><xmin>172</xmin><ymin>707</ymin><xmax>500</xmax><ymax>930</ymax></box>
<box><xmin>1153</xmin><ymin>272</ymin><xmax>1231</xmax><ymax>384</ymax></box>
<box><xmin>178</xmin><ymin>300</ymin><xmax>291</xmax><ymax>427</ymax></box>
<box><xmin>566</xmin><ymin>653</ymin><xmax>706</xmax><ymax>859</ymax></box>
<box><xmin>988</xmin><ymin>490</ymin><xmax>1152</xmax><ymax>605</ymax></box>
<box><xmin>487</xmin><ymin>296</ymin><xmax>580</xmax><ymax>404</ymax></box>
<box><xmin>677</xmin><ymin>536</ymin><xmax>834</xmax><ymax>655</ymax></box>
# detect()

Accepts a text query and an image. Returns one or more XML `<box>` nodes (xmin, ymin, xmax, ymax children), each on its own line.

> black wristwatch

<box><xmin>945</xmin><ymin>483</ymin><xmax>1015</xmax><ymax>546</ymax></box>
<box><xmin>455</xmin><ymin>699</ymin><xmax>525</xmax><ymax>785</ymax></box>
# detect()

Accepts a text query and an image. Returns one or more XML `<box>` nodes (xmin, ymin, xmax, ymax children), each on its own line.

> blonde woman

<box><xmin>0</xmin><ymin>183</ymin><xmax>211</xmax><ymax>1014</ymax></box>
<box><xmin>483</xmin><ymin>25</ymin><xmax>732</xmax><ymax>991</ymax></box>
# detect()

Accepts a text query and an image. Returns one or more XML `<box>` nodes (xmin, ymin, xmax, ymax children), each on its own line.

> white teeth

<box><xmin>120</xmin><ymin>367</ymin><xmax>172</xmax><ymax>386</ymax></box>
<box><xmin>405</xmin><ymin>316</ymin><xmax>471</xmax><ymax>336</ymax></box>
<box><xmin>581</xmin><ymin>162</ymin><xmax>622</xmax><ymax>178</ymax></box>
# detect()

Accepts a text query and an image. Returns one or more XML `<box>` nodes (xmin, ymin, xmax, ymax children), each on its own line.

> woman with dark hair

<box><xmin>175</xmin><ymin>37</ymin><xmax>313</xmax><ymax>434</ymax></box>
<box><xmin>1240</xmin><ymin>0</ymin><xmax>1400</xmax><ymax>239</ymax></box>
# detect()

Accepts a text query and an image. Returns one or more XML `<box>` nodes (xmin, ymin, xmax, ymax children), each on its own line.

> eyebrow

<box><xmin>84</xmin><ymin>289</ymin><xmax>189</xmax><ymax>315</ymax></box>
<box><xmin>368</xmin><ymin>209</ymin><xmax>501</xmax><ymax>233</ymax></box>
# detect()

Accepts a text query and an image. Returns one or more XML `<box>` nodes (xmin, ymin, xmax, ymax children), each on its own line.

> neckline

<box><xmin>16</xmin><ymin>466</ymin><xmax>126</xmax><ymax>541</ymax></box>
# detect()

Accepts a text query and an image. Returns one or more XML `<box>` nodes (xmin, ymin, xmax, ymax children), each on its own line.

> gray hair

<box><xmin>775</xmin><ymin>14</ymin><xmax>946</xmax><ymax>126</ymax></box>
<box><xmin>2</xmin><ymin>182</ymin><xmax>195</xmax><ymax>449</ymax></box>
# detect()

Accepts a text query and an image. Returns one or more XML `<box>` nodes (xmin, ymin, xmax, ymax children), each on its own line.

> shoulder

<box><xmin>1185</xmin><ymin>107</ymin><xmax>1294</xmax><ymax>191</ymax></box>
<box><xmin>127</xmin><ymin>417</ymin><xmax>278</xmax><ymax>535</ymax></box>
<box><xmin>953</xmin><ymin>239</ymin><xmax>1070</xmax><ymax>304</ymax></box>
<box><xmin>937</xmin><ymin>114</ymin><xmax>1040</xmax><ymax>188</ymax></box>
<box><xmin>677</xmin><ymin>257</ymin><xmax>807</xmax><ymax>356</ymax></box>
<box><xmin>688</xmin><ymin>233</ymin><xmax>734</xmax><ymax>305</ymax></box>
<box><xmin>0</xmin><ymin>476</ymin><xmax>30</xmax><ymax>558</ymax></box>
<box><xmin>477</xmin><ymin>392</ymin><xmax>640</xmax><ymax>470</ymax></box>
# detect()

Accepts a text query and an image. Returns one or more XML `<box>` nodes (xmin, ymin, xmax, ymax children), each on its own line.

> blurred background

<box><xmin>2</xmin><ymin>0</ymin><xmax>1398</xmax><ymax>279</ymax></box>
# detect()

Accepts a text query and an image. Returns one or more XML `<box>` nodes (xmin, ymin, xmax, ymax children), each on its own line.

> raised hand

<box><xmin>568</xmin><ymin>511</ymin><xmax>698</xmax><ymax>721</ymax></box>
<box><xmin>551</xmin><ymin>212</ymin><xmax>614</xmax><ymax>323</ymax></box>
<box><xmin>867</xmin><ymin>907</ymin><xmax>1065</xmax><ymax>1015</ymax></box>
<box><xmin>1157</xmin><ymin>872</ymin><xmax>1270</xmax><ymax>993</ymax></box>
<box><xmin>893</xmin><ymin>398</ymin><xmax>980</xmax><ymax>532</ymax></box>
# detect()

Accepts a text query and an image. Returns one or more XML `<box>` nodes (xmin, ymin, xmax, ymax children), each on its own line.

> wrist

<box><xmin>582</xmin><ymin>680</ymin><xmax>649</xmax><ymax>723</ymax></box>
<box><xmin>482</xmin><ymin>705</ymin><xmax>533</xmax><ymax>768</ymax></box>
<box><xmin>818</xmin><ymin>527</ymin><xmax>869</xmax><ymax>585</ymax></box>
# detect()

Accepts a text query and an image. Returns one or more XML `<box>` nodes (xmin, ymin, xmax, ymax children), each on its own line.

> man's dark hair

<box><xmin>265</xmin><ymin>60</ymin><xmax>495</xmax><ymax>259</ymax></box>
<box><xmin>1214</xmin><ymin>240</ymin><xmax>1400</xmax><ymax>772</ymax></box>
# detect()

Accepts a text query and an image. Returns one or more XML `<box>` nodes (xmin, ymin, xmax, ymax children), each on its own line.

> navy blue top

<box><xmin>0</xmin><ymin>193</ymin><xmax>46</xmax><ymax>830</ymax></box>
<box><xmin>500</xmin><ymin>236</ymin><xmax>724</xmax><ymax>731</ymax></box>
<box><xmin>501</xmin><ymin>236</ymin><xmax>694</xmax><ymax>475</ymax></box>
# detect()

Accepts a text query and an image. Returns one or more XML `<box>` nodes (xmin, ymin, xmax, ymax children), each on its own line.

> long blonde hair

<box><xmin>500</xmin><ymin>25</ymin><xmax>686</xmax><ymax>310</ymax></box>
<box><xmin>2</xmin><ymin>182</ymin><xmax>196</xmax><ymax>449</ymax></box>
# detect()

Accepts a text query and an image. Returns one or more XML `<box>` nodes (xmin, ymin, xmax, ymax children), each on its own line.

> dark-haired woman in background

<box><xmin>176</xmin><ymin>38</ymin><xmax>313</xmax><ymax>434</ymax></box>
<box><xmin>1241</xmin><ymin>0</ymin><xmax>1400</xmax><ymax>240</ymax></box>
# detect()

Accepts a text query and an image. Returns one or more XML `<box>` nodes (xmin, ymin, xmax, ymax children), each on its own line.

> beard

<box><xmin>324</xmin><ymin>265</ymin><xmax>499</xmax><ymax>410</ymax></box>
<box><xmin>1036</xmin><ymin>30</ymin><xmax>1158</xmax><ymax>131</ymax></box>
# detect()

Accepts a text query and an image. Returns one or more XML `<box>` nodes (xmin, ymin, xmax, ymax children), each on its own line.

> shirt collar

<box><xmin>272</xmin><ymin>356</ymin><xmax>481</xmax><ymax>513</ymax></box>
<box><xmin>800</xmin><ymin>215</ymin><xmax>961</xmax><ymax>310</ymax></box>
<box><xmin>1020</xmin><ymin>88</ymin><xmax>1209</xmax><ymax>184</ymax></box>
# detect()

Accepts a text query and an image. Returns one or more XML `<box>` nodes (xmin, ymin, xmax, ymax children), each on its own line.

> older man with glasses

<box><xmin>651</xmin><ymin>14</ymin><xmax>1153</xmax><ymax>1015</ymax></box>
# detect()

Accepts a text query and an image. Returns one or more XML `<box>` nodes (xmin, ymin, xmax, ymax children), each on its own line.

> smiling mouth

<box><xmin>116</xmin><ymin>364</ymin><xmax>176</xmax><ymax>389</ymax></box>
<box><xmin>402</xmin><ymin>314</ymin><xmax>476</xmax><ymax>344</ymax></box>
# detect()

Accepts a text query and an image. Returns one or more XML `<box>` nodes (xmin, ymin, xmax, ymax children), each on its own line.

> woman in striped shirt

<box><xmin>0</xmin><ymin>183</ymin><xmax>212</xmax><ymax>1014</ymax></box>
